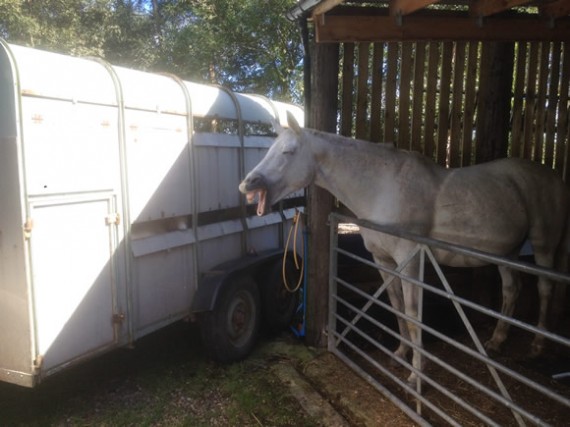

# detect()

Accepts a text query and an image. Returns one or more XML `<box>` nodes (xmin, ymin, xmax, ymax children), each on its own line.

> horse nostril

<box><xmin>248</xmin><ymin>174</ymin><xmax>263</xmax><ymax>187</ymax></box>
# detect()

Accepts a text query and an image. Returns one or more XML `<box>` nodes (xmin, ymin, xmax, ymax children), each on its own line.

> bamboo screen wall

<box><xmin>339</xmin><ymin>41</ymin><xmax>570</xmax><ymax>181</ymax></box>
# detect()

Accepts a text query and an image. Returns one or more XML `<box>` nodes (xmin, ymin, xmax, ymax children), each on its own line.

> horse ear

<box><xmin>286</xmin><ymin>111</ymin><xmax>302</xmax><ymax>135</ymax></box>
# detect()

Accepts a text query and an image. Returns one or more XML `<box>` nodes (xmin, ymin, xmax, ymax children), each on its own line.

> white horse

<box><xmin>239</xmin><ymin>112</ymin><xmax>570</xmax><ymax>384</ymax></box>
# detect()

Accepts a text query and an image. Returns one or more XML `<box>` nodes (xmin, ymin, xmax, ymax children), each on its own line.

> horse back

<box><xmin>430</xmin><ymin>158</ymin><xmax>570</xmax><ymax>260</ymax></box>
<box><xmin>486</xmin><ymin>159</ymin><xmax>570</xmax><ymax>264</ymax></box>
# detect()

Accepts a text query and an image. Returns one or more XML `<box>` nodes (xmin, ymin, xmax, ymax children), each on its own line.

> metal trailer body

<box><xmin>0</xmin><ymin>41</ymin><xmax>304</xmax><ymax>387</ymax></box>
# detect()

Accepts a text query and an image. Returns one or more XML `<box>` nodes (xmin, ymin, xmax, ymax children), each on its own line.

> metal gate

<box><xmin>328</xmin><ymin>213</ymin><xmax>570</xmax><ymax>426</ymax></box>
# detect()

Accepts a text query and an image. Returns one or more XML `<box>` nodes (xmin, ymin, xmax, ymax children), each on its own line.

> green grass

<box><xmin>0</xmin><ymin>323</ymin><xmax>320</xmax><ymax>426</ymax></box>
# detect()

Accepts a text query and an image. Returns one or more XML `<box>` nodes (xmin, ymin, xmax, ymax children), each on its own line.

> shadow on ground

<box><xmin>0</xmin><ymin>322</ymin><xmax>407</xmax><ymax>426</ymax></box>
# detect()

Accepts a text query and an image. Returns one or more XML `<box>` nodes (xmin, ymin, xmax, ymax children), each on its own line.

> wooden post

<box><xmin>473</xmin><ymin>42</ymin><xmax>515</xmax><ymax>319</ymax></box>
<box><xmin>476</xmin><ymin>42</ymin><xmax>514</xmax><ymax>163</ymax></box>
<box><xmin>306</xmin><ymin>41</ymin><xmax>339</xmax><ymax>347</ymax></box>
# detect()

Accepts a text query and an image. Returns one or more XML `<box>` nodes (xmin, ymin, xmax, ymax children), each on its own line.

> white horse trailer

<box><xmin>0</xmin><ymin>41</ymin><xmax>304</xmax><ymax>387</ymax></box>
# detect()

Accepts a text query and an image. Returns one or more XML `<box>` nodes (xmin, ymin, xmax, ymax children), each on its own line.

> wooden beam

<box><xmin>476</xmin><ymin>42</ymin><xmax>514</xmax><ymax>163</ymax></box>
<box><xmin>315</xmin><ymin>12</ymin><xmax>570</xmax><ymax>42</ymax></box>
<box><xmin>305</xmin><ymin>42</ymin><xmax>339</xmax><ymax>348</ymax></box>
<box><xmin>389</xmin><ymin>0</ymin><xmax>441</xmax><ymax>16</ymax></box>
<box><xmin>540</xmin><ymin>0</ymin><xmax>570</xmax><ymax>18</ymax></box>
<box><xmin>470</xmin><ymin>0</ymin><xmax>533</xmax><ymax>17</ymax></box>
<box><xmin>312</xmin><ymin>0</ymin><xmax>345</xmax><ymax>18</ymax></box>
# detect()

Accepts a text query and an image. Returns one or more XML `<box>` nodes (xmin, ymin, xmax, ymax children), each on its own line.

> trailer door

<box><xmin>29</xmin><ymin>194</ymin><xmax>121</xmax><ymax>373</ymax></box>
<box><xmin>20</xmin><ymin>94</ymin><xmax>125</xmax><ymax>376</ymax></box>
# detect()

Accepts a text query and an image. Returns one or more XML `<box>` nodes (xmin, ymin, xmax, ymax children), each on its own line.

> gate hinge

<box><xmin>105</xmin><ymin>213</ymin><xmax>121</xmax><ymax>226</ymax></box>
<box><xmin>112</xmin><ymin>313</ymin><xmax>125</xmax><ymax>324</ymax></box>
<box><xmin>23</xmin><ymin>218</ymin><xmax>34</xmax><ymax>239</ymax></box>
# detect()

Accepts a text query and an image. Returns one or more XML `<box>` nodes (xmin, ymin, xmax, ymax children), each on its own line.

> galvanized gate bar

<box><xmin>336</xmin><ymin>214</ymin><xmax>570</xmax><ymax>284</ymax></box>
<box><xmin>331</xmin><ymin>271</ymin><xmax>551</xmax><ymax>425</ymax></box>
<box><xmin>335</xmin><ymin>243</ymin><xmax>423</xmax><ymax>346</ymax></box>
<box><xmin>332</xmin><ymin>308</ymin><xmax>502</xmax><ymax>426</ymax></box>
<box><xmin>328</xmin><ymin>212</ymin><xmax>570</xmax><ymax>426</ymax></box>
<box><xmin>332</xmin><ymin>277</ymin><xmax>561</xmax><ymax>423</ymax></box>
<box><xmin>420</xmin><ymin>245</ymin><xmax>526</xmax><ymax>426</ymax></box>
<box><xmin>334</xmin><ymin>274</ymin><xmax>570</xmax><ymax>408</ymax></box>
<box><xmin>335</xmin><ymin>245</ymin><xmax>570</xmax><ymax>349</ymax></box>
<box><xmin>332</xmin><ymin>324</ymin><xmax>464</xmax><ymax>427</ymax></box>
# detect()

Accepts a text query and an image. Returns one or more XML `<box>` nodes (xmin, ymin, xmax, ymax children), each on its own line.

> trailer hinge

<box><xmin>105</xmin><ymin>213</ymin><xmax>121</xmax><ymax>226</ymax></box>
<box><xmin>33</xmin><ymin>354</ymin><xmax>44</xmax><ymax>372</ymax></box>
<box><xmin>112</xmin><ymin>313</ymin><xmax>125</xmax><ymax>324</ymax></box>
<box><xmin>23</xmin><ymin>218</ymin><xmax>34</xmax><ymax>239</ymax></box>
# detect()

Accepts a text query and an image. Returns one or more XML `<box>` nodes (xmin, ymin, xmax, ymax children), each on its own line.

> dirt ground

<box><xmin>0</xmin><ymin>323</ymin><xmax>411</xmax><ymax>426</ymax></box>
<box><xmin>296</xmin><ymin>352</ymin><xmax>415</xmax><ymax>426</ymax></box>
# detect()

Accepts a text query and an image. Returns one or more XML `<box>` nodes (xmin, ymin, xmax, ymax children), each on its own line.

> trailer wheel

<box><xmin>200</xmin><ymin>276</ymin><xmax>260</xmax><ymax>363</ymax></box>
<box><xmin>260</xmin><ymin>259</ymin><xmax>300</xmax><ymax>333</ymax></box>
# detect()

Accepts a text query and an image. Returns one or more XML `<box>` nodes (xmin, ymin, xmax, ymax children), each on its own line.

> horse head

<box><xmin>239</xmin><ymin>112</ymin><xmax>314</xmax><ymax>216</ymax></box>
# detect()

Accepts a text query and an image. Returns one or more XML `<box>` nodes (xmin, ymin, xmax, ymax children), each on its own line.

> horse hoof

<box><xmin>389</xmin><ymin>357</ymin><xmax>399</xmax><ymax>367</ymax></box>
<box><xmin>406</xmin><ymin>376</ymin><xmax>418</xmax><ymax>389</ymax></box>
<box><xmin>484</xmin><ymin>339</ymin><xmax>502</xmax><ymax>354</ymax></box>
<box><xmin>529</xmin><ymin>344</ymin><xmax>544</xmax><ymax>359</ymax></box>
<box><xmin>391</xmin><ymin>347</ymin><xmax>409</xmax><ymax>367</ymax></box>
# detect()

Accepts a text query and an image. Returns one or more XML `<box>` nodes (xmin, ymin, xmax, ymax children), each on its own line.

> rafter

<box><xmin>312</xmin><ymin>0</ymin><xmax>345</xmax><ymax>18</ymax></box>
<box><xmin>389</xmin><ymin>0</ymin><xmax>441</xmax><ymax>16</ymax></box>
<box><xmin>470</xmin><ymin>0</ymin><xmax>533</xmax><ymax>17</ymax></box>
<box><xmin>540</xmin><ymin>0</ymin><xmax>570</xmax><ymax>18</ymax></box>
<box><xmin>315</xmin><ymin>11</ymin><xmax>570</xmax><ymax>42</ymax></box>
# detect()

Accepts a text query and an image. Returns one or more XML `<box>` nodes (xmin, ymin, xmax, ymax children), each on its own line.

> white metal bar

<box><xmin>336</xmin><ymin>246</ymin><xmax>570</xmax><ymax>349</ymax></box>
<box><xmin>334</xmin><ymin>243</ymin><xmax>422</xmax><ymax>346</ymax></box>
<box><xmin>421</xmin><ymin>245</ymin><xmax>526</xmax><ymax>426</ymax></box>
<box><xmin>333</xmin><ymin>312</ymin><xmax>502</xmax><ymax>426</ymax></box>
<box><xmin>333</xmin><ymin>286</ymin><xmax>553</xmax><ymax>426</ymax></box>
<box><xmin>328</xmin><ymin>213</ymin><xmax>570</xmax><ymax>425</ymax></box>
<box><xmin>332</xmin><ymin>213</ymin><xmax>570</xmax><ymax>284</ymax></box>
<box><xmin>334</xmin><ymin>265</ymin><xmax>570</xmax><ymax>409</ymax></box>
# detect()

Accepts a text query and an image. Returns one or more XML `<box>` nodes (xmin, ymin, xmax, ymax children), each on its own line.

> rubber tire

<box><xmin>200</xmin><ymin>276</ymin><xmax>261</xmax><ymax>363</ymax></box>
<box><xmin>259</xmin><ymin>259</ymin><xmax>300</xmax><ymax>333</ymax></box>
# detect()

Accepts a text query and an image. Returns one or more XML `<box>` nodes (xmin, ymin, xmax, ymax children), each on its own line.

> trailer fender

<box><xmin>191</xmin><ymin>249</ymin><xmax>284</xmax><ymax>313</ymax></box>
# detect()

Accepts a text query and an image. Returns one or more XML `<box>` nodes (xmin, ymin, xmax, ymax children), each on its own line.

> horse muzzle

<box><xmin>239</xmin><ymin>174</ymin><xmax>270</xmax><ymax>216</ymax></box>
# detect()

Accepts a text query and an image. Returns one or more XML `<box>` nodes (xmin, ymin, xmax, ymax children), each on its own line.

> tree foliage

<box><xmin>0</xmin><ymin>0</ymin><xmax>303</xmax><ymax>102</ymax></box>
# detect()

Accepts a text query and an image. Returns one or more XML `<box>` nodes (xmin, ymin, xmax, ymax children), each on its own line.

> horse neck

<box><xmin>306</xmin><ymin>130</ymin><xmax>399</xmax><ymax>217</ymax></box>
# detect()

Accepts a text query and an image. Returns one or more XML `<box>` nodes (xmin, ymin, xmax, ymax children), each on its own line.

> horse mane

<box><xmin>303</xmin><ymin>128</ymin><xmax>443</xmax><ymax>171</ymax></box>
<box><xmin>304</xmin><ymin>128</ymin><xmax>397</xmax><ymax>154</ymax></box>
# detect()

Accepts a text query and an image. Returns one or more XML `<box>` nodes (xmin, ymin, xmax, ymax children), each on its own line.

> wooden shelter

<box><xmin>286</xmin><ymin>0</ymin><xmax>570</xmax><ymax>346</ymax></box>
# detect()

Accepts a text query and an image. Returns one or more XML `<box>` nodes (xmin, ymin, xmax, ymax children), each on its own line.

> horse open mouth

<box><xmin>246</xmin><ymin>189</ymin><xmax>267</xmax><ymax>216</ymax></box>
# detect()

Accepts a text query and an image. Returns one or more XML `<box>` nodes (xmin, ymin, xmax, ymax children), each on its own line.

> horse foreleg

<box><xmin>400</xmin><ymin>263</ymin><xmax>423</xmax><ymax>386</ymax></box>
<box><xmin>379</xmin><ymin>270</ymin><xmax>410</xmax><ymax>361</ymax></box>
<box><xmin>485</xmin><ymin>266</ymin><xmax>521</xmax><ymax>353</ymax></box>
<box><xmin>376</xmin><ymin>254</ymin><xmax>423</xmax><ymax>386</ymax></box>
<box><xmin>530</xmin><ymin>276</ymin><xmax>553</xmax><ymax>357</ymax></box>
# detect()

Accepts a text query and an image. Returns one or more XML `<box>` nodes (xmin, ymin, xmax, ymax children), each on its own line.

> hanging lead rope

<box><xmin>282</xmin><ymin>209</ymin><xmax>304</xmax><ymax>293</ymax></box>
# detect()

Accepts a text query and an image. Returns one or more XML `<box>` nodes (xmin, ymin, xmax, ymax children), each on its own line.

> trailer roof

<box><xmin>4</xmin><ymin>42</ymin><xmax>301</xmax><ymax>125</ymax></box>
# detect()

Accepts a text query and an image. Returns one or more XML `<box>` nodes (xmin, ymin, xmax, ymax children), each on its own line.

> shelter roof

<box><xmin>287</xmin><ymin>0</ymin><xmax>570</xmax><ymax>42</ymax></box>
